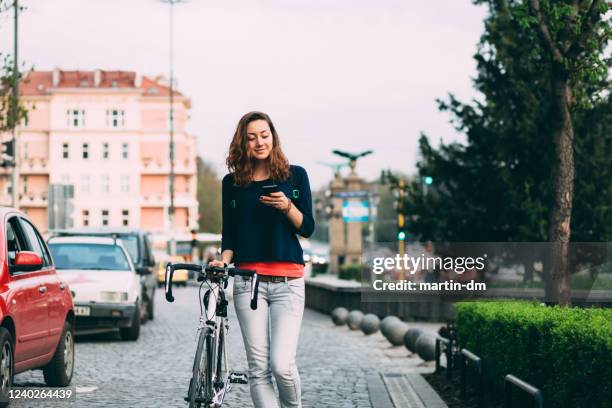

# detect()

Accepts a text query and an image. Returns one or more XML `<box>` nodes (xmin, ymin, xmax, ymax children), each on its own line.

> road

<box><xmin>13</xmin><ymin>284</ymin><xmax>441</xmax><ymax>407</ymax></box>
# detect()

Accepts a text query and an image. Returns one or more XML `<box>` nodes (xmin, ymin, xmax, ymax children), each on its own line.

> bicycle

<box><xmin>165</xmin><ymin>262</ymin><xmax>260</xmax><ymax>408</ymax></box>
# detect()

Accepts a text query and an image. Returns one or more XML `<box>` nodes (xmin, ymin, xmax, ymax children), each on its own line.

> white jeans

<box><xmin>233</xmin><ymin>275</ymin><xmax>305</xmax><ymax>408</ymax></box>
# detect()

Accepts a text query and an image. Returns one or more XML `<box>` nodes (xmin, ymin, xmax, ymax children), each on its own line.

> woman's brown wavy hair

<box><xmin>226</xmin><ymin>111</ymin><xmax>290</xmax><ymax>187</ymax></box>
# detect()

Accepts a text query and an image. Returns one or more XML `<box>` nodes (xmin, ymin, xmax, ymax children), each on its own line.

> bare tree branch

<box><xmin>529</xmin><ymin>0</ymin><xmax>566</xmax><ymax>64</ymax></box>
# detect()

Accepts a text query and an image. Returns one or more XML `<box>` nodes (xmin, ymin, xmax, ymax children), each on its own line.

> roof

<box><xmin>53</xmin><ymin>227</ymin><xmax>148</xmax><ymax>236</ymax></box>
<box><xmin>47</xmin><ymin>236</ymin><xmax>120</xmax><ymax>246</ymax></box>
<box><xmin>0</xmin><ymin>206</ymin><xmax>27</xmax><ymax>219</ymax></box>
<box><xmin>19</xmin><ymin>70</ymin><xmax>184</xmax><ymax>98</ymax></box>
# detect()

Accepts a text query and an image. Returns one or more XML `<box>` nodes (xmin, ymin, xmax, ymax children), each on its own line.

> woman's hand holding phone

<box><xmin>259</xmin><ymin>190</ymin><xmax>291</xmax><ymax>213</ymax></box>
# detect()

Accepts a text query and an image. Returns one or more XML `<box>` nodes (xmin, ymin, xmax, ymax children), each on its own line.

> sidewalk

<box><xmin>299</xmin><ymin>308</ymin><xmax>447</xmax><ymax>407</ymax></box>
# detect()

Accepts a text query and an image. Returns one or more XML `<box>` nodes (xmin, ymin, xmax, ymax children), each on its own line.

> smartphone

<box><xmin>262</xmin><ymin>184</ymin><xmax>280</xmax><ymax>196</ymax></box>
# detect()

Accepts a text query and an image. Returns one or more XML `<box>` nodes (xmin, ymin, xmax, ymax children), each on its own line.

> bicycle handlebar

<box><xmin>164</xmin><ymin>262</ymin><xmax>259</xmax><ymax>310</ymax></box>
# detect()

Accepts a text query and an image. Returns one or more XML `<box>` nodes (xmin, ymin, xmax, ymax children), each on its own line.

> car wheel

<box><xmin>147</xmin><ymin>294</ymin><xmax>154</xmax><ymax>320</ymax></box>
<box><xmin>43</xmin><ymin>321</ymin><xmax>74</xmax><ymax>387</ymax></box>
<box><xmin>120</xmin><ymin>304</ymin><xmax>140</xmax><ymax>341</ymax></box>
<box><xmin>140</xmin><ymin>300</ymin><xmax>148</xmax><ymax>324</ymax></box>
<box><xmin>0</xmin><ymin>327</ymin><xmax>14</xmax><ymax>407</ymax></box>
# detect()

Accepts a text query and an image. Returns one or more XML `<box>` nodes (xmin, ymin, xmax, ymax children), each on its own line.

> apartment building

<box><xmin>0</xmin><ymin>69</ymin><xmax>198</xmax><ymax>233</ymax></box>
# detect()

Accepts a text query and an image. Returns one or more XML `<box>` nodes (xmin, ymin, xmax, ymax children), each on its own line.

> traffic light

<box><xmin>1</xmin><ymin>140</ymin><xmax>14</xmax><ymax>167</ymax></box>
<box><xmin>424</xmin><ymin>176</ymin><xmax>433</xmax><ymax>185</ymax></box>
<box><xmin>398</xmin><ymin>231</ymin><xmax>406</xmax><ymax>241</ymax></box>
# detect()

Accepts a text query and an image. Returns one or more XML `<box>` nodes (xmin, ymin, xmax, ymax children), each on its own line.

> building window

<box><xmin>120</xmin><ymin>175</ymin><xmax>130</xmax><ymax>193</ymax></box>
<box><xmin>121</xmin><ymin>209</ymin><xmax>129</xmax><ymax>226</ymax></box>
<box><xmin>101</xmin><ymin>175</ymin><xmax>110</xmax><ymax>193</ymax></box>
<box><xmin>80</xmin><ymin>175</ymin><xmax>90</xmax><ymax>193</ymax></box>
<box><xmin>106</xmin><ymin>109</ymin><xmax>125</xmax><ymax>128</ymax></box>
<box><xmin>121</xmin><ymin>143</ymin><xmax>129</xmax><ymax>159</ymax></box>
<box><xmin>22</xmin><ymin>176</ymin><xmax>28</xmax><ymax>194</ymax></box>
<box><xmin>101</xmin><ymin>209</ymin><xmax>109</xmax><ymax>226</ymax></box>
<box><xmin>82</xmin><ymin>210</ymin><xmax>89</xmax><ymax>226</ymax></box>
<box><xmin>22</xmin><ymin>142</ymin><xmax>28</xmax><ymax>160</ymax></box>
<box><xmin>102</xmin><ymin>143</ymin><xmax>109</xmax><ymax>159</ymax></box>
<box><xmin>62</xmin><ymin>143</ymin><xmax>69</xmax><ymax>159</ymax></box>
<box><xmin>66</xmin><ymin>109</ymin><xmax>85</xmax><ymax>128</ymax></box>
<box><xmin>82</xmin><ymin>143</ymin><xmax>89</xmax><ymax>159</ymax></box>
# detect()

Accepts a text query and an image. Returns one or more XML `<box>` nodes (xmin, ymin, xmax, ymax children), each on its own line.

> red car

<box><xmin>0</xmin><ymin>207</ymin><xmax>74</xmax><ymax>404</ymax></box>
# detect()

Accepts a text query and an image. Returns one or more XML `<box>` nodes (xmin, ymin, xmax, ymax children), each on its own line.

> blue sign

<box><xmin>342</xmin><ymin>200</ymin><xmax>369</xmax><ymax>222</ymax></box>
<box><xmin>335</xmin><ymin>191</ymin><xmax>370</xmax><ymax>198</ymax></box>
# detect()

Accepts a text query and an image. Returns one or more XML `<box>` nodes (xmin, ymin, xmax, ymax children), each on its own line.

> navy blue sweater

<box><xmin>221</xmin><ymin>165</ymin><xmax>315</xmax><ymax>265</ymax></box>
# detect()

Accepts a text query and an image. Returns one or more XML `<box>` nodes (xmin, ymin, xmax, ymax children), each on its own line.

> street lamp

<box><xmin>10</xmin><ymin>0</ymin><xmax>20</xmax><ymax>209</ymax></box>
<box><xmin>160</xmin><ymin>0</ymin><xmax>185</xmax><ymax>255</ymax></box>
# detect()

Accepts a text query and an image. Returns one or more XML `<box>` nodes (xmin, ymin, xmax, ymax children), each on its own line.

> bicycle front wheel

<box><xmin>188</xmin><ymin>327</ymin><xmax>214</xmax><ymax>408</ymax></box>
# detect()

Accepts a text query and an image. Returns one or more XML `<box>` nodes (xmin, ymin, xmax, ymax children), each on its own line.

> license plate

<box><xmin>74</xmin><ymin>306</ymin><xmax>91</xmax><ymax>316</ymax></box>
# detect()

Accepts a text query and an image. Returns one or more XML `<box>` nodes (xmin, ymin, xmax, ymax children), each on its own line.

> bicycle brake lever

<box><xmin>165</xmin><ymin>263</ymin><xmax>175</xmax><ymax>302</ymax></box>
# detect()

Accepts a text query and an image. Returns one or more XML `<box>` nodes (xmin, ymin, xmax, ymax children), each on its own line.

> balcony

<box><xmin>20</xmin><ymin>158</ymin><xmax>49</xmax><ymax>175</ymax></box>
<box><xmin>140</xmin><ymin>157</ymin><xmax>196</xmax><ymax>175</ymax></box>
<box><xmin>140</xmin><ymin>193</ymin><xmax>198</xmax><ymax>208</ymax></box>
<box><xmin>19</xmin><ymin>192</ymin><xmax>48</xmax><ymax>208</ymax></box>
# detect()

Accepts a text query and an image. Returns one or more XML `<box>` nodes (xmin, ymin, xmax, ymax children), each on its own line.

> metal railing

<box><xmin>504</xmin><ymin>374</ymin><xmax>543</xmax><ymax>408</ymax></box>
<box><xmin>460</xmin><ymin>348</ymin><xmax>484</xmax><ymax>408</ymax></box>
<box><xmin>434</xmin><ymin>335</ymin><xmax>452</xmax><ymax>380</ymax></box>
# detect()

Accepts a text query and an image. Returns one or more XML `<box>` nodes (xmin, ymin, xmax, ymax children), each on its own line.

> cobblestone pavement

<box><xmin>13</xmin><ymin>284</ymin><xmax>442</xmax><ymax>407</ymax></box>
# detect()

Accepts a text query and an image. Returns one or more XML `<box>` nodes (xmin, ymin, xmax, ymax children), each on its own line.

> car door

<box><xmin>142</xmin><ymin>233</ymin><xmax>156</xmax><ymax>301</ymax></box>
<box><xmin>6</xmin><ymin>216</ymin><xmax>51</xmax><ymax>363</ymax></box>
<box><xmin>19</xmin><ymin>218</ymin><xmax>66</xmax><ymax>350</ymax></box>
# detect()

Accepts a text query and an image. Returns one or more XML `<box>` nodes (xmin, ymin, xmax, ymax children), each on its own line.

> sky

<box><xmin>0</xmin><ymin>0</ymin><xmax>487</xmax><ymax>190</ymax></box>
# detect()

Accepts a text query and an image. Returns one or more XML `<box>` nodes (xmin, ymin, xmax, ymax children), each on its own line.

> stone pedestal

<box><xmin>328</xmin><ymin>169</ymin><xmax>368</xmax><ymax>273</ymax></box>
<box><xmin>328</xmin><ymin>174</ymin><xmax>345</xmax><ymax>274</ymax></box>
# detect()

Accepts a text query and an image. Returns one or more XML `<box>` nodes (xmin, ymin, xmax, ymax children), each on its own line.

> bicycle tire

<box><xmin>189</xmin><ymin>327</ymin><xmax>213</xmax><ymax>408</ymax></box>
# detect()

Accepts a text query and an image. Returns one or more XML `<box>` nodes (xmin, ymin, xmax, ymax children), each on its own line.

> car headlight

<box><xmin>303</xmin><ymin>254</ymin><xmax>311</xmax><ymax>262</ymax></box>
<box><xmin>100</xmin><ymin>291</ymin><xmax>129</xmax><ymax>302</ymax></box>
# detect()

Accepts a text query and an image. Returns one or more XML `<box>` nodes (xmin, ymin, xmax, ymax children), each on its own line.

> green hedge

<box><xmin>338</xmin><ymin>264</ymin><xmax>363</xmax><ymax>282</ymax></box>
<box><xmin>456</xmin><ymin>301</ymin><xmax>612</xmax><ymax>408</ymax></box>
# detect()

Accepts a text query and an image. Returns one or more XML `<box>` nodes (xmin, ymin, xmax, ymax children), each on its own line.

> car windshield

<box><xmin>119</xmin><ymin>235</ymin><xmax>140</xmax><ymax>264</ymax></box>
<box><xmin>49</xmin><ymin>243</ymin><xmax>131</xmax><ymax>271</ymax></box>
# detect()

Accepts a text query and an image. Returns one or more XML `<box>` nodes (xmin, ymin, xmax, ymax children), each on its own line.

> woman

<box><xmin>210</xmin><ymin>111</ymin><xmax>314</xmax><ymax>408</ymax></box>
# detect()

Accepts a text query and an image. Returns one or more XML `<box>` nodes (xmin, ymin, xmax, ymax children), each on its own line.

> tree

<box><xmin>522</xmin><ymin>0</ymin><xmax>610</xmax><ymax>305</ymax></box>
<box><xmin>0</xmin><ymin>1</ymin><xmax>29</xmax><ymax>134</ymax></box>
<box><xmin>407</xmin><ymin>0</ymin><xmax>610</xmax><ymax>305</ymax></box>
<box><xmin>196</xmin><ymin>157</ymin><xmax>222</xmax><ymax>233</ymax></box>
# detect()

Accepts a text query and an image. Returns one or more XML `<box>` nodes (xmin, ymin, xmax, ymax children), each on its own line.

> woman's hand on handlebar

<box><xmin>208</xmin><ymin>260</ymin><xmax>225</xmax><ymax>268</ymax></box>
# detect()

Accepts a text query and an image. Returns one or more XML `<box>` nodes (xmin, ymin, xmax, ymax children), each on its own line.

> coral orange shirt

<box><xmin>237</xmin><ymin>262</ymin><xmax>304</xmax><ymax>278</ymax></box>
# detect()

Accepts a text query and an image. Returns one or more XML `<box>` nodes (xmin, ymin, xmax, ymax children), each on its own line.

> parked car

<box><xmin>154</xmin><ymin>252</ymin><xmax>188</xmax><ymax>287</ymax></box>
<box><xmin>47</xmin><ymin>235</ymin><xmax>142</xmax><ymax>341</ymax></box>
<box><xmin>0</xmin><ymin>207</ymin><xmax>75</xmax><ymax>404</ymax></box>
<box><xmin>52</xmin><ymin>227</ymin><xmax>156</xmax><ymax>321</ymax></box>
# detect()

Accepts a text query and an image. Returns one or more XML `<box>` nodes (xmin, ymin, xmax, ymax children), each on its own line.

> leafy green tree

<box><xmin>0</xmin><ymin>55</ymin><xmax>28</xmax><ymax>133</ymax></box>
<box><xmin>407</xmin><ymin>0</ymin><xmax>610</xmax><ymax>305</ymax></box>
<box><xmin>523</xmin><ymin>0</ymin><xmax>610</xmax><ymax>305</ymax></box>
<box><xmin>196</xmin><ymin>157</ymin><xmax>222</xmax><ymax>233</ymax></box>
